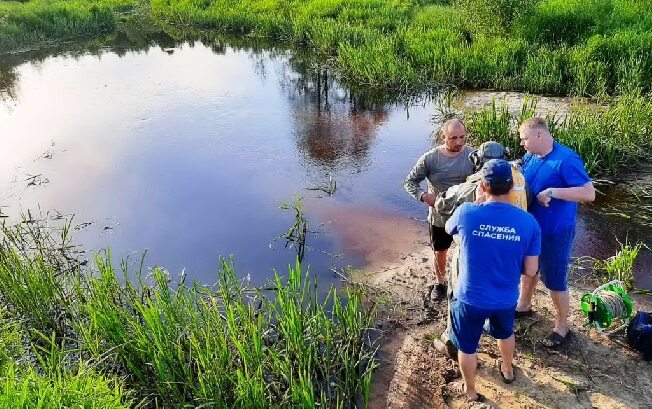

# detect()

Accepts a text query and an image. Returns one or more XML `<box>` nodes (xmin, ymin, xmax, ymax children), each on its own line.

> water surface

<box><xmin>1</xmin><ymin>38</ymin><xmax>650</xmax><ymax>289</ymax></box>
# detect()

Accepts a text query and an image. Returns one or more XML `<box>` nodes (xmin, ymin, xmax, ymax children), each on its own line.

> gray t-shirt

<box><xmin>404</xmin><ymin>145</ymin><xmax>475</xmax><ymax>227</ymax></box>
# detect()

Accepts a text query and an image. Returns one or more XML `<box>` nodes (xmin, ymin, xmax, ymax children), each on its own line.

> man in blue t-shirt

<box><xmin>515</xmin><ymin>117</ymin><xmax>595</xmax><ymax>348</ymax></box>
<box><xmin>445</xmin><ymin>159</ymin><xmax>541</xmax><ymax>403</ymax></box>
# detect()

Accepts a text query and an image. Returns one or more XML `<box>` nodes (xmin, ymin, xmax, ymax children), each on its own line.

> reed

<box><xmin>275</xmin><ymin>196</ymin><xmax>309</xmax><ymax>262</ymax></box>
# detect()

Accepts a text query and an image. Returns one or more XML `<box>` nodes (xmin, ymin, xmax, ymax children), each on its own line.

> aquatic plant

<box><xmin>275</xmin><ymin>195</ymin><xmax>308</xmax><ymax>262</ymax></box>
<box><xmin>591</xmin><ymin>240</ymin><xmax>647</xmax><ymax>291</ymax></box>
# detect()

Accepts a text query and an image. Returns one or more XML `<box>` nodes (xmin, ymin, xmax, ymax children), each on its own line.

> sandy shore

<box><xmin>359</xmin><ymin>237</ymin><xmax>652</xmax><ymax>409</ymax></box>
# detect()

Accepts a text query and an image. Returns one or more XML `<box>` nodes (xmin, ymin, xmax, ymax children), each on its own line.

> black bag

<box><xmin>626</xmin><ymin>311</ymin><xmax>652</xmax><ymax>361</ymax></box>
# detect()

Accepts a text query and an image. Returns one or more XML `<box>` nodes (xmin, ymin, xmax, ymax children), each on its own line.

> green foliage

<box><xmin>455</xmin><ymin>0</ymin><xmax>538</xmax><ymax>36</ymax></box>
<box><xmin>2</xmin><ymin>0</ymin><xmax>652</xmax><ymax>96</ymax></box>
<box><xmin>0</xmin><ymin>362</ymin><xmax>133</xmax><ymax>408</ymax></box>
<box><xmin>0</xmin><ymin>0</ymin><xmax>135</xmax><ymax>51</ymax></box>
<box><xmin>592</xmin><ymin>241</ymin><xmax>647</xmax><ymax>290</ymax></box>
<box><xmin>464</xmin><ymin>92</ymin><xmax>652</xmax><ymax>175</ymax></box>
<box><xmin>0</xmin><ymin>220</ymin><xmax>377</xmax><ymax>407</ymax></box>
<box><xmin>554</xmin><ymin>93</ymin><xmax>652</xmax><ymax>174</ymax></box>
<box><xmin>74</xmin><ymin>256</ymin><xmax>376</xmax><ymax>407</ymax></box>
<box><xmin>468</xmin><ymin>99</ymin><xmax>519</xmax><ymax>158</ymax></box>
<box><xmin>0</xmin><ymin>308</ymin><xmax>23</xmax><ymax>372</ymax></box>
<box><xmin>0</xmin><ymin>216</ymin><xmax>77</xmax><ymax>336</ymax></box>
<box><xmin>0</xmin><ymin>311</ymin><xmax>134</xmax><ymax>407</ymax></box>
<box><xmin>515</xmin><ymin>0</ymin><xmax>611</xmax><ymax>45</ymax></box>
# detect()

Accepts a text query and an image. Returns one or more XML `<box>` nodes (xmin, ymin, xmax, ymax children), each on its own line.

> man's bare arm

<box><xmin>522</xmin><ymin>255</ymin><xmax>538</xmax><ymax>277</ymax></box>
<box><xmin>537</xmin><ymin>182</ymin><xmax>595</xmax><ymax>207</ymax></box>
<box><xmin>552</xmin><ymin>181</ymin><xmax>596</xmax><ymax>202</ymax></box>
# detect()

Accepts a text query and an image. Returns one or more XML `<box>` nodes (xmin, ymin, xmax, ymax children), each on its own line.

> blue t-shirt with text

<box><xmin>522</xmin><ymin>142</ymin><xmax>591</xmax><ymax>234</ymax></box>
<box><xmin>445</xmin><ymin>202</ymin><xmax>541</xmax><ymax>309</ymax></box>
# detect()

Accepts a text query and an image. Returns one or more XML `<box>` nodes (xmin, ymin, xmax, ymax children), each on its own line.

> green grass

<box><xmin>0</xmin><ymin>308</ymin><xmax>135</xmax><ymax>408</ymax></box>
<box><xmin>147</xmin><ymin>0</ymin><xmax>652</xmax><ymax>95</ymax></box>
<box><xmin>0</xmin><ymin>219</ymin><xmax>377</xmax><ymax>407</ymax></box>
<box><xmin>0</xmin><ymin>0</ymin><xmax>138</xmax><ymax>52</ymax></box>
<box><xmin>591</xmin><ymin>240</ymin><xmax>648</xmax><ymax>290</ymax></box>
<box><xmin>2</xmin><ymin>0</ymin><xmax>652</xmax><ymax>96</ymax></box>
<box><xmin>463</xmin><ymin>92</ymin><xmax>652</xmax><ymax>175</ymax></box>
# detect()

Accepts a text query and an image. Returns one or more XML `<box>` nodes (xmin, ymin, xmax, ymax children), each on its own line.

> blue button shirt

<box><xmin>446</xmin><ymin>202</ymin><xmax>541</xmax><ymax>309</ymax></box>
<box><xmin>522</xmin><ymin>142</ymin><xmax>591</xmax><ymax>235</ymax></box>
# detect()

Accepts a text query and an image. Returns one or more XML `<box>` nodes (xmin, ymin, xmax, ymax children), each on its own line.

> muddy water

<box><xmin>0</xmin><ymin>38</ymin><xmax>650</xmax><ymax>289</ymax></box>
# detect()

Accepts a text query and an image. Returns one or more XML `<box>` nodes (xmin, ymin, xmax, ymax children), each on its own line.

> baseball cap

<box><xmin>468</xmin><ymin>141</ymin><xmax>507</xmax><ymax>168</ymax></box>
<box><xmin>477</xmin><ymin>141</ymin><xmax>506</xmax><ymax>160</ymax></box>
<box><xmin>481</xmin><ymin>159</ymin><xmax>513</xmax><ymax>188</ymax></box>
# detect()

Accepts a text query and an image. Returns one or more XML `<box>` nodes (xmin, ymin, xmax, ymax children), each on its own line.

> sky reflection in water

<box><xmin>0</xmin><ymin>40</ymin><xmax>650</xmax><ymax>289</ymax></box>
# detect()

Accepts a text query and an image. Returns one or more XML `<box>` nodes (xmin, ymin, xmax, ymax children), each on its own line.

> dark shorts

<box><xmin>449</xmin><ymin>298</ymin><xmax>516</xmax><ymax>354</ymax></box>
<box><xmin>539</xmin><ymin>228</ymin><xmax>575</xmax><ymax>292</ymax></box>
<box><xmin>429</xmin><ymin>224</ymin><xmax>453</xmax><ymax>251</ymax></box>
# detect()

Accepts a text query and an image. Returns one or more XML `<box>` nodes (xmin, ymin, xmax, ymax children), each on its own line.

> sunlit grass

<box><xmin>591</xmin><ymin>240</ymin><xmax>648</xmax><ymax>290</ymax></box>
<box><xmin>0</xmin><ymin>218</ymin><xmax>377</xmax><ymax>407</ymax></box>
<box><xmin>0</xmin><ymin>0</ymin><xmax>138</xmax><ymax>52</ymax></box>
<box><xmin>464</xmin><ymin>92</ymin><xmax>652</xmax><ymax>175</ymax></box>
<box><xmin>2</xmin><ymin>0</ymin><xmax>652</xmax><ymax>96</ymax></box>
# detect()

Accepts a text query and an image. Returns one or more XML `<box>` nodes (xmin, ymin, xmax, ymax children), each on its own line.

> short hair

<box><xmin>481</xmin><ymin>179</ymin><xmax>513</xmax><ymax>196</ymax></box>
<box><xmin>520</xmin><ymin>117</ymin><xmax>548</xmax><ymax>133</ymax></box>
<box><xmin>439</xmin><ymin>119</ymin><xmax>466</xmax><ymax>139</ymax></box>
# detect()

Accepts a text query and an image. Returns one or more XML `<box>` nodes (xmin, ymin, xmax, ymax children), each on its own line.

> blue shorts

<box><xmin>539</xmin><ymin>229</ymin><xmax>575</xmax><ymax>292</ymax></box>
<box><xmin>449</xmin><ymin>298</ymin><xmax>516</xmax><ymax>354</ymax></box>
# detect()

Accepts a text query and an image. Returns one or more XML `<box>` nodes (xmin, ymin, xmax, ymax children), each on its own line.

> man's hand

<box><xmin>421</xmin><ymin>192</ymin><xmax>438</xmax><ymax>207</ymax></box>
<box><xmin>537</xmin><ymin>189</ymin><xmax>552</xmax><ymax>207</ymax></box>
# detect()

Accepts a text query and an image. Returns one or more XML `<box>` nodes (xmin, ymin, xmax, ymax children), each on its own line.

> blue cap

<box><xmin>481</xmin><ymin>159</ymin><xmax>513</xmax><ymax>188</ymax></box>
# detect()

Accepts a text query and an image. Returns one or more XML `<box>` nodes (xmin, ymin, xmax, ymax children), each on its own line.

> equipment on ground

<box><xmin>580</xmin><ymin>280</ymin><xmax>633</xmax><ymax>334</ymax></box>
<box><xmin>626</xmin><ymin>311</ymin><xmax>652</xmax><ymax>361</ymax></box>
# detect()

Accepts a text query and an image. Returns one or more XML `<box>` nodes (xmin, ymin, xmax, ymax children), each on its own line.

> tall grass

<box><xmin>591</xmin><ymin>240</ymin><xmax>647</xmax><ymax>290</ymax></box>
<box><xmin>3</xmin><ymin>0</ymin><xmax>652</xmax><ymax>96</ymax></box>
<box><xmin>0</xmin><ymin>219</ymin><xmax>377</xmax><ymax>407</ymax></box>
<box><xmin>148</xmin><ymin>0</ymin><xmax>652</xmax><ymax>95</ymax></box>
<box><xmin>0</xmin><ymin>215</ymin><xmax>79</xmax><ymax>337</ymax></box>
<box><xmin>465</xmin><ymin>93</ymin><xmax>652</xmax><ymax>175</ymax></box>
<box><xmin>0</xmin><ymin>0</ymin><xmax>138</xmax><ymax>52</ymax></box>
<box><xmin>0</xmin><ymin>307</ymin><xmax>135</xmax><ymax>408</ymax></box>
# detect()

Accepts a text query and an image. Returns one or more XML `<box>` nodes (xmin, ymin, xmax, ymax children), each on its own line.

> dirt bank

<box><xmin>360</xmin><ymin>238</ymin><xmax>652</xmax><ymax>409</ymax></box>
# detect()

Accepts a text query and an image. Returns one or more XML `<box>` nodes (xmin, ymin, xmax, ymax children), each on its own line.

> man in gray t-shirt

<box><xmin>404</xmin><ymin>119</ymin><xmax>475</xmax><ymax>300</ymax></box>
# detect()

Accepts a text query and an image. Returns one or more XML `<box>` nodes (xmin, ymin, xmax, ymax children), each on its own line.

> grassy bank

<box><xmin>0</xmin><ymin>220</ymin><xmax>376</xmax><ymax>407</ymax></box>
<box><xmin>149</xmin><ymin>0</ymin><xmax>652</xmax><ymax>96</ymax></box>
<box><xmin>1</xmin><ymin>0</ymin><xmax>651</xmax><ymax>97</ymax></box>
<box><xmin>463</xmin><ymin>92</ymin><xmax>652</xmax><ymax>175</ymax></box>
<box><xmin>0</xmin><ymin>0</ymin><xmax>140</xmax><ymax>52</ymax></box>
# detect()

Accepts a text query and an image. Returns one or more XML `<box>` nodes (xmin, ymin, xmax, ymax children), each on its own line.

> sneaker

<box><xmin>434</xmin><ymin>336</ymin><xmax>458</xmax><ymax>360</ymax></box>
<box><xmin>430</xmin><ymin>283</ymin><xmax>447</xmax><ymax>301</ymax></box>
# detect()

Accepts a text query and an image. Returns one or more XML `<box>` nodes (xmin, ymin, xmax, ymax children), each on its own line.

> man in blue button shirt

<box><xmin>446</xmin><ymin>159</ymin><xmax>540</xmax><ymax>402</ymax></box>
<box><xmin>516</xmin><ymin>117</ymin><xmax>595</xmax><ymax>348</ymax></box>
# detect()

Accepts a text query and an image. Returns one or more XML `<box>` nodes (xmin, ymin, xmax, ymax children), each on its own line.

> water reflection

<box><xmin>0</xmin><ymin>34</ymin><xmax>650</xmax><ymax>290</ymax></box>
<box><xmin>0</xmin><ymin>67</ymin><xmax>19</xmax><ymax>104</ymax></box>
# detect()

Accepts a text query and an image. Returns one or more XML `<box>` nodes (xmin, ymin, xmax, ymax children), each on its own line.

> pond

<box><xmin>1</xmin><ymin>35</ymin><xmax>650</xmax><ymax>290</ymax></box>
